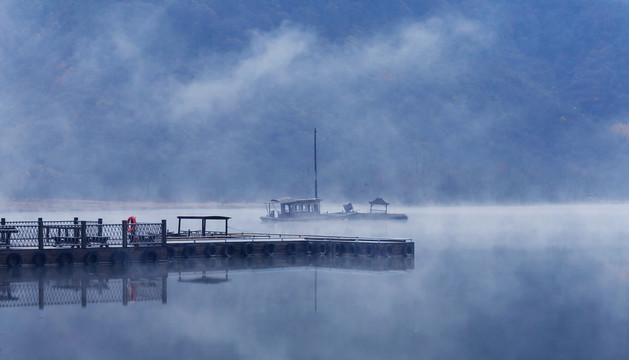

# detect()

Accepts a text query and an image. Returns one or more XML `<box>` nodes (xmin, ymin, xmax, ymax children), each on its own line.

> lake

<box><xmin>0</xmin><ymin>203</ymin><xmax>628</xmax><ymax>359</ymax></box>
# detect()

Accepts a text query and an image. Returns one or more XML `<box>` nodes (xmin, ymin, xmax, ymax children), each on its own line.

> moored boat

<box><xmin>259</xmin><ymin>129</ymin><xmax>407</xmax><ymax>223</ymax></box>
<box><xmin>260</xmin><ymin>197</ymin><xmax>354</xmax><ymax>222</ymax></box>
<box><xmin>260</xmin><ymin>197</ymin><xmax>407</xmax><ymax>222</ymax></box>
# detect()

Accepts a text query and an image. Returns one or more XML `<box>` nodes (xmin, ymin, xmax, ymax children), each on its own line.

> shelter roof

<box><xmin>369</xmin><ymin>198</ymin><xmax>389</xmax><ymax>206</ymax></box>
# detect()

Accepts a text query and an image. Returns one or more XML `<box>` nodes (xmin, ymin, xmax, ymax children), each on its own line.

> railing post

<box><xmin>122</xmin><ymin>220</ymin><xmax>128</xmax><ymax>248</ymax></box>
<box><xmin>38</xmin><ymin>218</ymin><xmax>44</xmax><ymax>250</ymax></box>
<box><xmin>73</xmin><ymin>217</ymin><xmax>79</xmax><ymax>238</ymax></box>
<box><xmin>162</xmin><ymin>276</ymin><xmax>167</xmax><ymax>304</ymax></box>
<box><xmin>161</xmin><ymin>220</ymin><xmax>167</xmax><ymax>246</ymax></box>
<box><xmin>81</xmin><ymin>221</ymin><xmax>87</xmax><ymax>249</ymax></box>
<box><xmin>38</xmin><ymin>279</ymin><xmax>44</xmax><ymax>310</ymax></box>
<box><xmin>122</xmin><ymin>277</ymin><xmax>128</xmax><ymax>306</ymax></box>
<box><xmin>1</xmin><ymin>218</ymin><xmax>5</xmax><ymax>225</ymax></box>
<box><xmin>97</xmin><ymin>218</ymin><xmax>103</xmax><ymax>237</ymax></box>
<box><xmin>81</xmin><ymin>279</ymin><xmax>87</xmax><ymax>308</ymax></box>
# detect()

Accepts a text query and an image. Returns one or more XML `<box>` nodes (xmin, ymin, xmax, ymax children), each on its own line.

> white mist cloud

<box><xmin>2</xmin><ymin>1</ymin><xmax>579</xmax><ymax>203</ymax></box>
<box><xmin>171</xmin><ymin>16</ymin><xmax>493</xmax><ymax>122</ymax></box>
<box><xmin>173</xmin><ymin>25</ymin><xmax>316</xmax><ymax>116</ymax></box>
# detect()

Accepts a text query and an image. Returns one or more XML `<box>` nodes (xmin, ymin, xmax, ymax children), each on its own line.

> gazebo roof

<box><xmin>369</xmin><ymin>198</ymin><xmax>389</xmax><ymax>206</ymax></box>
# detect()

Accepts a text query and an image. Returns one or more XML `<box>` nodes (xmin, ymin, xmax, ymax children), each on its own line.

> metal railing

<box><xmin>0</xmin><ymin>219</ymin><xmax>165</xmax><ymax>249</ymax></box>
<box><xmin>0</xmin><ymin>218</ymin><xmax>413</xmax><ymax>250</ymax></box>
<box><xmin>2</xmin><ymin>218</ymin><xmax>100</xmax><ymax>225</ymax></box>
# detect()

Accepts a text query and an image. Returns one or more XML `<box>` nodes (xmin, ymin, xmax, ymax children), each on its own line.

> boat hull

<box><xmin>260</xmin><ymin>212</ymin><xmax>407</xmax><ymax>222</ymax></box>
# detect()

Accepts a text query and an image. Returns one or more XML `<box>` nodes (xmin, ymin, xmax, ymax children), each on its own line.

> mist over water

<box><xmin>0</xmin><ymin>204</ymin><xmax>627</xmax><ymax>359</ymax></box>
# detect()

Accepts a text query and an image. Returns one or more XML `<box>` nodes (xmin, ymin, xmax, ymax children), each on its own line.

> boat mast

<box><xmin>314</xmin><ymin>128</ymin><xmax>318</xmax><ymax>199</ymax></box>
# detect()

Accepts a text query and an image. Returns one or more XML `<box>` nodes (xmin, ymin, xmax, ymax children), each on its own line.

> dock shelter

<box><xmin>177</xmin><ymin>216</ymin><xmax>230</xmax><ymax>236</ymax></box>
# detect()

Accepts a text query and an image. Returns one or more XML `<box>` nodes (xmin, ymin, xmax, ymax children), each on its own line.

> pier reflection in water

<box><xmin>0</xmin><ymin>266</ymin><xmax>167</xmax><ymax>309</ymax></box>
<box><xmin>0</xmin><ymin>254</ymin><xmax>413</xmax><ymax>309</ymax></box>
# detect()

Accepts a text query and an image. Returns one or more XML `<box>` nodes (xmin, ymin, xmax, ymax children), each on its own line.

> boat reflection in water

<box><xmin>0</xmin><ymin>254</ymin><xmax>413</xmax><ymax>309</ymax></box>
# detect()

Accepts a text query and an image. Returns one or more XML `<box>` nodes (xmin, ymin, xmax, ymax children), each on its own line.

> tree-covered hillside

<box><xmin>1</xmin><ymin>0</ymin><xmax>629</xmax><ymax>204</ymax></box>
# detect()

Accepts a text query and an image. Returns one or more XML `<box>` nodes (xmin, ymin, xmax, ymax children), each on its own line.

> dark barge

<box><xmin>0</xmin><ymin>216</ymin><xmax>414</xmax><ymax>268</ymax></box>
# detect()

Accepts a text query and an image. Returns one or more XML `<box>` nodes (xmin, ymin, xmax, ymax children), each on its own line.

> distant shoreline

<box><xmin>0</xmin><ymin>199</ymin><xmax>259</xmax><ymax>212</ymax></box>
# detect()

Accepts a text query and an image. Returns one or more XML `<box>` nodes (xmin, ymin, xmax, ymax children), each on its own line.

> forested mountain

<box><xmin>1</xmin><ymin>0</ymin><xmax>629</xmax><ymax>204</ymax></box>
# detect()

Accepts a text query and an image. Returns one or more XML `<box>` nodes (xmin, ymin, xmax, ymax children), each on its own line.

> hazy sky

<box><xmin>2</xmin><ymin>1</ymin><xmax>629</xmax><ymax>204</ymax></box>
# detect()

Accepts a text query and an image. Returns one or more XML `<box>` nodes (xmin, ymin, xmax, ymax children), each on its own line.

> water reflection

<box><xmin>0</xmin><ymin>255</ymin><xmax>413</xmax><ymax>310</ymax></box>
<box><xmin>2</xmin><ymin>205</ymin><xmax>629</xmax><ymax>359</ymax></box>
<box><xmin>0</xmin><ymin>265</ymin><xmax>167</xmax><ymax>309</ymax></box>
<box><xmin>0</xmin><ymin>244</ymin><xmax>628</xmax><ymax>359</ymax></box>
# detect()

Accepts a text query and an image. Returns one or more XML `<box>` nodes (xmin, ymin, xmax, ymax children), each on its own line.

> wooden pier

<box><xmin>0</xmin><ymin>216</ymin><xmax>414</xmax><ymax>268</ymax></box>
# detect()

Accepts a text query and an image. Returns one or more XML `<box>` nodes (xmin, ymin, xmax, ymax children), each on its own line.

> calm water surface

<box><xmin>1</xmin><ymin>204</ymin><xmax>628</xmax><ymax>359</ymax></box>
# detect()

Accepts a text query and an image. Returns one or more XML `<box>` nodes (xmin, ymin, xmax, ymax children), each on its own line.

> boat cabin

<box><xmin>264</xmin><ymin>197</ymin><xmax>321</xmax><ymax>219</ymax></box>
<box><xmin>369</xmin><ymin>198</ymin><xmax>390</xmax><ymax>214</ymax></box>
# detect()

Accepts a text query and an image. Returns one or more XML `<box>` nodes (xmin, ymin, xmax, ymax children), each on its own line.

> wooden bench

<box><xmin>52</xmin><ymin>235</ymin><xmax>110</xmax><ymax>248</ymax></box>
<box><xmin>53</xmin><ymin>236</ymin><xmax>81</xmax><ymax>248</ymax></box>
<box><xmin>128</xmin><ymin>233</ymin><xmax>158</xmax><ymax>246</ymax></box>
<box><xmin>45</xmin><ymin>225</ymin><xmax>109</xmax><ymax>248</ymax></box>
<box><xmin>87</xmin><ymin>236</ymin><xmax>109</xmax><ymax>247</ymax></box>
<box><xmin>0</xmin><ymin>226</ymin><xmax>18</xmax><ymax>248</ymax></box>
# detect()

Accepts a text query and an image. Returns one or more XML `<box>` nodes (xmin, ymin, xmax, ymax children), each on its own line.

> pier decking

<box><xmin>0</xmin><ymin>216</ymin><xmax>414</xmax><ymax>267</ymax></box>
